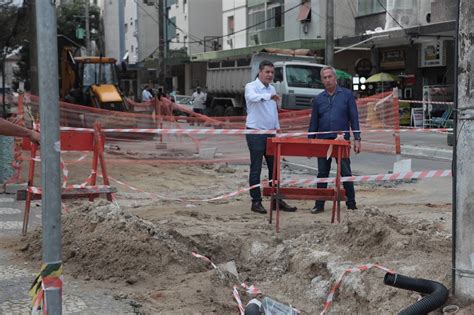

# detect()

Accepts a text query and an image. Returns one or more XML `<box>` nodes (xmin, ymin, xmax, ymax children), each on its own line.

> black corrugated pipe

<box><xmin>384</xmin><ymin>273</ymin><xmax>449</xmax><ymax>315</ymax></box>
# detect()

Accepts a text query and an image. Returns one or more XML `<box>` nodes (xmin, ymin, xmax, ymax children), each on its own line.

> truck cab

<box><xmin>272</xmin><ymin>61</ymin><xmax>325</xmax><ymax>109</ymax></box>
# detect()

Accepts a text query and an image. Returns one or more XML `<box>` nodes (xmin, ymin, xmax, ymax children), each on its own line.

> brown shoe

<box><xmin>251</xmin><ymin>201</ymin><xmax>267</xmax><ymax>214</ymax></box>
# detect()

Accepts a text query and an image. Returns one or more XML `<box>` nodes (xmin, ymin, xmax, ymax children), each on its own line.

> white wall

<box><xmin>124</xmin><ymin>0</ymin><xmax>138</xmax><ymax>64</ymax></box>
<box><xmin>284</xmin><ymin>0</ymin><xmax>356</xmax><ymax>41</ymax></box>
<box><xmin>188</xmin><ymin>0</ymin><xmax>223</xmax><ymax>55</ymax></box>
<box><xmin>222</xmin><ymin>0</ymin><xmax>247</xmax><ymax>50</ymax></box>
<box><xmin>136</xmin><ymin>1</ymin><xmax>159</xmax><ymax>62</ymax></box>
<box><xmin>102</xmin><ymin>0</ymin><xmax>121</xmax><ymax>61</ymax></box>
<box><xmin>168</xmin><ymin>0</ymin><xmax>189</xmax><ymax>51</ymax></box>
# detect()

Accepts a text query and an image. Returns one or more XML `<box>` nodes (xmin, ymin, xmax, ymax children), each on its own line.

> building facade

<box><xmin>222</xmin><ymin>0</ymin><xmax>247</xmax><ymax>50</ymax></box>
<box><xmin>336</xmin><ymin>0</ymin><xmax>456</xmax><ymax>102</ymax></box>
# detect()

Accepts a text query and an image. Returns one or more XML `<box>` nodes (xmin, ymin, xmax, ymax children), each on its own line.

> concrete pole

<box><xmin>158</xmin><ymin>0</ymin><xmax>165</xmax><ymax>88</ymax></box>
<box><xmin>35</xmin><ymin>0</ymin><xmax>62</xmax><ymax>312</ymax></box>
<box><xmin>325</xmin><ymin>0</ymin><xmax>334</xmax><ymax>66</ymax></box>
<box><xmin>85</xmin><ymin>0</ymin><xmax>91</xmax><ymax>55</ymax></box>
<box><xmin>118</xmin><ymin>0</ymin><xmax>125</xmax><ymax>60</ymax></box>
<box><xmin>454</xmin><ymin>0</ymin><xmax>474</xmax><ymax>298</ymax></box>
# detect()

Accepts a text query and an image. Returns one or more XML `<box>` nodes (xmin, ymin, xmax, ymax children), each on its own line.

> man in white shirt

<box><xmin>191</xmin><ymin>86</ymin><xmax>207</xmax><ymax>126</ymax></box>
<box><xmin>245</xmin><ymin>60</ymin><xmax>297</xmax><ymax>214</ymax></box>
<box><xmin>141</xmin><ymin>85</ymin><xmax>153</xmax><ymax>102</ymax></box>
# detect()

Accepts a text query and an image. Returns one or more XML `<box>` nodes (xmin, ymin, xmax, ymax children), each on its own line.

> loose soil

<box><xmin>5</xmin><ymin>157</ymin><xmax>469</xmax><ymax>314</ymax></box>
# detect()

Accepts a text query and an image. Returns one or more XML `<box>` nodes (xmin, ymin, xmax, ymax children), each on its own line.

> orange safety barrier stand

<box><xmin>20</xmin><ymin>123</ymin><xmax>116</xmax><ymax>235</ymax></box>
<box><xmin>263</xmin><ymin>138</ymin><xmax>351</xmax><ymax>232</ymax></box>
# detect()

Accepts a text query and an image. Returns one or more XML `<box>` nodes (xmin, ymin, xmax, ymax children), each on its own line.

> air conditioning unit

<box><xmin>251</xmin><ymin>34</ymin><xmax>260</xmax><ymax>45</ymax></box>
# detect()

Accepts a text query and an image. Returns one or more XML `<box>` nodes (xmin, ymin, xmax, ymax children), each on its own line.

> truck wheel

<box><xmin>213</xmin><ymin>105</ymin><xmax>225</xmax><ymax>116</ymax></box>
<box><xmin>224</xmin><ymin>106</ymin><xmax>238</xmax><ymax>116</ymax></box>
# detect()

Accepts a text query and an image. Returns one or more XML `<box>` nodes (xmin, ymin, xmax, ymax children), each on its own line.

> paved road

<box><xmin>0</xmin><ymin>194</ymin><xmax>136</xmax><ymax>314</ymax></box>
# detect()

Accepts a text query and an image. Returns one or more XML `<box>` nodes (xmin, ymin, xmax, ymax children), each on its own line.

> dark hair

<box><xmin>259</xmin><ymin>60</ymin><xmax>274</xmax><ymax>71</ymax></box>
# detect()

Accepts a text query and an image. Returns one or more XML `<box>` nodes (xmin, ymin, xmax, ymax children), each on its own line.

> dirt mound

<box><xmin>19</xmin><ymin>201</ymin><xmax>453</xmax><ymax>314</ymax></box>
<box><xmin>22</xmin><ymin>200</ymin><xmax>205</xmax><ymax>281</ymax></box>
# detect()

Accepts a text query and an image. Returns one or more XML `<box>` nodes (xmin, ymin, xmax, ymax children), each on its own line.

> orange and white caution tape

<box><xmin>58</xmin><ymin>126</ymin><xmax>452</xmax><ymax>136</ymax></box>
<box><xmin>28</xmin><ymin>185</ymin><xmax>112</xmax><ymax>195</ymax></box>
<box><xmin>399</xmin><ymin>99</ymin><xmax>453</xmax><ymax>105</ymax></box>
<box><xmin>241</xmin><ymin>282</ymin><xmax>262</xmax><ymax>295</ymax></box>
<box><xmin>320</xmin><ymin>263</ymin><xmax>395</xmax><ymax>314</ymax></box>
<box><xmin>101</xmin><ymin>169</ymin><xmax>451</xmax><ymax>204</ymax></box>
<box><xmin>281</xmin><ymin>169</ymin><xmax>452</xmax><ymax>186</ymax></box>
<box><xmin>191</xmin><ymin>251</ymin><xmax>218</xmax><ymax>269</ymax></box>
<box><xmin>233</xmin><ymin>286</ymin><xmax>245</xmax><ymax>315</ymax></box>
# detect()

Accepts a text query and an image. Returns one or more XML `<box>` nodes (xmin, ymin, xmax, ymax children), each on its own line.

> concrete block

<box><xmin>4</xmin><ymin>183</ymin><xmax>27</xmax><ymax>194</ymax></box>
<box><xmin>199</xmin><ymin>147</ymin><xmax>217</xmax><ymax>159</ymax></box>
<box><xmin>393</xmin><ymin>159</ymin><xmax>412</xmax><ymax>174</ymax></box>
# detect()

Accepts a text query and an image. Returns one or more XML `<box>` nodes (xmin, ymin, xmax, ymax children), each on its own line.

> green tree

<box><xmin>14</xmin><ymin>0</ymin><xmax>102</xmax><ymax>89</ymax></box>
<box><xmin>57</xmin><ymin>1</ymin><xmax>101</xmax><ymax>48</ymax></box>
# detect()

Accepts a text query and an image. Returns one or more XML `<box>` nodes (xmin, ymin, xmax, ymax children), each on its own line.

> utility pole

<box><xmin>85</xmin><ymin>0</ymin><xmax>91</xmax><ymax>55</ymax></box>
<box><xmin>325</xmin><ymin>0</ymin><xmax>334</xmax><ymax>66</ymax></box>
<box><xmin>454</xmin><ymin>0</ymin><xmax>474</xmax><ymax>298</ymax></box>
<box><xmin>157</xmin><ymin>0</ymin><xmax>165</xmax><ymax>88</ymax></box>
<box><xmin>35</xmin><ymin>0</ymin><xmax>62</xmax><ymax>312</ymax></box>
<box><xmin>29</xmin><ymin>0</ymin><xmax>38</xmax><ymax>95</ymax></box>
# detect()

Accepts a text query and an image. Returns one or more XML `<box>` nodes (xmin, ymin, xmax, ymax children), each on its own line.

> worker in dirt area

<box><xmin>0</xmin><ymin>117</ymin><xmax>40</xmax><ymax>144</ymax></box>
<box><xmin>244</xmin><ymin>60</ymin><xmax>297</xmax><ymax>214</ymax></box>
<box><xmin>141</xmin><ymin>85</ymin><xmax>153</xmax><ymax>102</ymax></box>
<box><xmin>191</xmin><ymin>86</ymin><xmax>207</xmax><ymax>126</ymax></box>
<box><xmin>308</xmin><ymin>66</ymin><xmax>361</xmax><ymax>214</ymax></box>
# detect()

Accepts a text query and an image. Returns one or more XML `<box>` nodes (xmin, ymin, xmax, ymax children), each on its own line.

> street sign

<box><xmin>76</xmin><ymin>28</ymin><xmax>85</xmax><ymax>39</ymax></box>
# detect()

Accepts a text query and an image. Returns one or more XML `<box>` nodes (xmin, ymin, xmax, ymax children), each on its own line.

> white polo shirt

<box><xmin>245</xmin><ymin>78</ymin><xmax>280</xmax><ymax>130</ymax></box>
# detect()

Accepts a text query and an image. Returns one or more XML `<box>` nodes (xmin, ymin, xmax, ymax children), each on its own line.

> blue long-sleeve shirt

<box><xmin>308</xmin><ymin>86</ymin><xmax>361</xmax><ymax>140</ymax></box>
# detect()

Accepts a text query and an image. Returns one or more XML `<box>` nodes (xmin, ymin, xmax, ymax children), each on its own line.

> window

<box><xmin>273</xmin><ymin>67</ymin><xmax>283</xmax><ymax>82</ymax></box>
<box><xmin>357</xmin><ymin>0</ymin><xmax>386</xmax><ymax>16</ymax></box>
<box><xmin>286</xmin><ymin>65</ymin><xmax>324</xmax><ymax>89</ymax></box>
<box><xmin>167</xmin><ymin>17</ymin><xmax>177</xmax><ymax>40</ymax></box>
<box><xmin>248</xmin><ymin>1</ymin><xmax>284</xmax><ymax>32</ymax></box>
<box><xmin>227</xmin><ymin>16</ymin><xmax>234</xmax><ymax>35</ymax></box>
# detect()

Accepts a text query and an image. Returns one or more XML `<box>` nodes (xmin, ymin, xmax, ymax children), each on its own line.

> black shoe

<box><xmin>310</xmin><ymin>205</ymin><xmax>324</xmax><ymax>214</ymax></box>
<box><xmin>347</xmin><ymin>202</ymin><xmax>358</xmax><ymax>210</ymax></box>
<box><xmin>279</xmin><ymin>200</ymin><xmax>297</xmax><ymax>212</ymax></box>
<box><xmin>251</xmin><ymin>201</ymin><xmax>267</xmax><ymax>214</ymax></box>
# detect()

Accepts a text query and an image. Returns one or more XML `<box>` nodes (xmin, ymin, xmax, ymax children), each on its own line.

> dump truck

<box><xmin>204</xmin><ymin>49</ymin><xmax>327</xmax><ymax>116</ymax></box>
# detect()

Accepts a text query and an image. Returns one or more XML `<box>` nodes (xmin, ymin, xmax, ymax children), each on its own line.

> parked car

<box><xmin>171</xmin><ymin>94</ymin><xmax>193</xmax><ymax>116</ymax></box>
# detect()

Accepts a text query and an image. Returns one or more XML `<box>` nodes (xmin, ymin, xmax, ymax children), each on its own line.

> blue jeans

<box><xmin>246</xmin><ymin>133</ymin><xmax>275</xmax><ymax>202</ymax></box>
<box><xmin>315</xmin><ymin>157</ymin><xmax>355</xmax><ymax>208</ymax></box>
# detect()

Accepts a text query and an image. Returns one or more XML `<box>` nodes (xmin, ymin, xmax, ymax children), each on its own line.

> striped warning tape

<box><xmin>58</xmin><ymin>126</ymin><xmax>452</xmax><ymax>136</ymax></box>
<box><xmin>27</xmin><ymin>185</ymin><xmax>112</xmax><ymax>195</ymax></box>
<box><xmin>399</xmin><ymin>99</ymin><xmax>453</xmax><ymax>105</ymax></box>
<box><xmin>320</xmin><ymin>263</ymin><xmax>395</xmax><ymax>314</ymax></box>
<box><xmin>192</xmin><ymin>251</ymin><xmax>263</xmax><ymax>314</ymax></box>
<box><xmin>281</xmin><ymin>169</ymin><xmax>452</xmax><ymax>186</ymax></box>
<box><xmin>107</xmin><ymin>170</ymin><xmax>451</xmax><ymax>203</ymax></box>
<box><xmin>233</xmin><ymin>286</ymin><xmax>245</xmax><ymax>315</ymax></box>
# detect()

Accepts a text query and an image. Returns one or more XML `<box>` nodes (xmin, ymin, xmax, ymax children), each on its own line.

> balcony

<box><xmin>247</xmin><ymin>26</ymin><xmax>284</xmax><ymax>46</ymax></box>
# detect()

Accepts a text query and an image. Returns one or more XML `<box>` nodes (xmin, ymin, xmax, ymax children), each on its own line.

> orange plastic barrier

<box><xmin>21</xmin><ymin>123</ymin><xmax>115</xmax><ymax>235</ymax></box>
<box><xmin>263</xmin><ymin>138</ymin><xmax>351</xmax><ymax>232</ymax></box>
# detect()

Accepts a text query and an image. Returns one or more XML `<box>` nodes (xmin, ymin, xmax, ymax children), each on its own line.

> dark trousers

<box><xmin>246</xmin><ymin>133</ymin><xmax>275</xmax><ymax>202</ymax></box>
<box><xmin>315</xmin><ymin>157</ymin><xmax>355</xmax><ymax>208</ymax></box>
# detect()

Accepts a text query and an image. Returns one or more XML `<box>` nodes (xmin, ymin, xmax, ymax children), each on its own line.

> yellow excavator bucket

<box><xmin>91</xmin><ymin>84</ymin><xmax>123</xmax><ymax>103</ymax></box>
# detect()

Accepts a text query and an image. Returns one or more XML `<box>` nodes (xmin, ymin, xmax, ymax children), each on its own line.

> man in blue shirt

<box><xmin>308</xmin><ymin>66</ymin><xmax>361</xmax><ymax>214</ymax></box>
<box><xmin>245</xmin><ymin>60</ymin><xmax>297</xmax><ymax>214</ymax></box>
